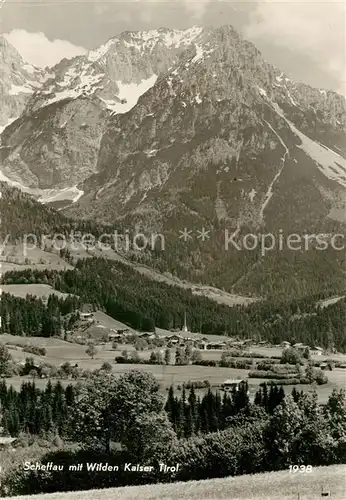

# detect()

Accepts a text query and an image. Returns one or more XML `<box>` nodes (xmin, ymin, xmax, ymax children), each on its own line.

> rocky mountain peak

<box><xmin>0</xmin><ymin>35</ymin><xmax>49</xmax><ymax>132</ymax></box>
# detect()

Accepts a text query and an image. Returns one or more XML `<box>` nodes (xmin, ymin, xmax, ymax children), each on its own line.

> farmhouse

<box><xmin>80</xmin><ymin>312</ymin><xmax>94</xmax><ymax>320</ymax></box>
<box><xmin>206</xmin><ymin>341</ymin><xmax>227</xmax><ymax>350</ymax></box>
<box><xmin>197</xmin><ymin>340</ymin><xmax>208</xmax><ymax>350</ymax></box>
<box><xmin>221</xmin><ymin>379</ymin><xmax>246</xmax><ymax>392</ymax></box>
<box><xmin>243</xmin><ymin>339</ymin><xmax>253</xmax><ymax>345</ymax></box>
<box><xmin>138</xmin><ymin>332</ymin><xmax>156</xmax><ymax>340</ymax></box>
<box><xmin>295</xmin><ymin>344</ymin><xmax>310</xmax><ymax>353</ymax></box>
<box><xmin>107</xmin><ymin>328</ymin><xmax>133</xmax><ymax>342</ymax></box>
<box><xmin>167</xmin><ymin>334</ymin><xmax>183</xmax><ymax>346</ymax></box>
<box><xmin>108</xmin><ymin>332</ymin><xmax>122</xmax><ymax>341</ymax></box>
<box><xmin>310</xmin><ymin>347</ymin><xmax>324</xmax><ymax>356</ymax></box>
<box><xmin>117</xmin><ymin>329</ymin><xmax>132</xmax><ymax>336</ymax></box>
<box><xmin>0</xmin><ymin>436</ymin><xmax>17</xmax><ymax>449</ymax></box>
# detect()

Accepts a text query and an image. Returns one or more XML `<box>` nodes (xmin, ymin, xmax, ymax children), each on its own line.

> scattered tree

<box><xmin>85</xmin><ymin>343</ymin><xmax>97</xmax><ymax>360</ymax></box>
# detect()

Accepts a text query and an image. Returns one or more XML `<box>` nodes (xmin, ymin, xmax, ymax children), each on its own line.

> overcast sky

<box><xmin>1</xmin><ymin>0</ymin><xmax>345</xmax><ymax>94</ymax></box>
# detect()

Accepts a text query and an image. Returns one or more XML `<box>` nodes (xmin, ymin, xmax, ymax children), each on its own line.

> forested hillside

<box><xmin>1</xmin><ymin>258</ymin><xmax>345</xmax><ymax>351</ymax></box>
<box><xmin>0</xmin><ymin>182</ymin><xmax>117</xmax><ymax>242</ymax></box>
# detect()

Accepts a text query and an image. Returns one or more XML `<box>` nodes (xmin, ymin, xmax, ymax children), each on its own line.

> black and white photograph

<box><xmin>0</xmin><ymin>0</ymin><xmax>345</xmax><ymax>498</ymax></box>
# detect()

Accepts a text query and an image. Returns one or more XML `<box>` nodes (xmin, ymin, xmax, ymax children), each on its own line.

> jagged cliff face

<box><xmin>0</xmin><ymin>27</ymin><xmax>206</xmax><ymax>194</ymax></box>
<box><xmin>64</xmin><ymin>25</ymin><xmax>346</xmax><ymax>298</ymax></box>
<box><xmin>0</xmin><ymin>35</ymin><xmax>48</xmax><ymax>132</ymax></box>
<box><xmin>67</xmin><ymin>26</ymin><xmax>346</xmax><ymax>233</ymax></box>
<box><xmin>2</xmin><ymin>25</ymin><xmax>346</xmax><ymax>297</ymax></box>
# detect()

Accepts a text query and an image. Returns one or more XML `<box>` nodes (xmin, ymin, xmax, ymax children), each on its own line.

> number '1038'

<box><xmin>289</xmin><ymin>465</ymin><xmax>312</xmax><ymax>473</ymax></box>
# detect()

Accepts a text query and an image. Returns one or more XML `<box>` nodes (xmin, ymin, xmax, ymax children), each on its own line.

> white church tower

<box><xmin>182</xmin><ymin>311</ymin><xmax>188</xmax><ymax>332</ymax></box>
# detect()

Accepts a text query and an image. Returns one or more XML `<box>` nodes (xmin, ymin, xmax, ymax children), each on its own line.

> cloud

<box><xmin>244</xmin><ymin>0</ymin><xmax>346</xmax><ymax>92</ymax></box>
<box><xmin>3</xmin><ymin>29</ymin><xmax>87</xmax><ymax>67</ymax></box>
<box><xmin>131</xmin><ymin>0</ymin><xmax>215</xmax><ymax>21</ymax></box>
<box><xmin>182</xmin><ymin>0</ymin><xmax>213</xmax><ymax>19</ymax></box>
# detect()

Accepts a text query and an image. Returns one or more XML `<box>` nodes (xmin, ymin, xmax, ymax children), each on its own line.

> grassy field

<box><xmin>0</xmin><ymin>284</ymin><xmax>72</xmax><ymax>300</ymax></box>
<box><xmin>1</xmin><ymin>335</ymin><xmax>345</xmax><ymax>402</ymax></box>
<box><xmin>0</xmin><ymin>244</ymin><xmax>73</xmax><ymax>271</ymax></box>
<box><xmin>4</xmin><ymin>367</ymin><xmax>345</xmax><ymax>404</ymax></box>
<box><xmin>6</xmin><ymin>465</ymin><xmax>346</xmax><ymax>500</ymax></box>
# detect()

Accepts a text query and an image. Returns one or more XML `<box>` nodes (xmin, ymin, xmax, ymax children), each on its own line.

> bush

<box><xmin>192</xmin><ymin>359</ymin><xmax>217</xmax><ymax>367</ymax></box>
<box><xmin>3</xmin><ymin>362</ymin><xmax>20</xmax><ymax>377</ymax></box>
<box><xmin>115</xmin><ymin>356</ymin><xmax>130</xmax><ymax>364</ymax></box>
<box><xmin>221</xmin><ymin>359</ymin><xmax>252</xmax><ymax>369</ymax></box>
<box><xmin>280</xmin><ymin>347</ymin><xmax>302</xmax><ymax>365</ymax></box>
<box><xmin>298</xmin><ymin>378</ymin><xmax>311</xmax><ymax>384</ymax></box>
<box><xmin>22</xmin><ymin>346</ymin><xmax>46</xmax><ymax>356</ymax></box>
<box><xmin>169</xmin><ymin>422</ymin><xmax>266</xmax><ymax>481</ymax></box>
<box><xmin>183</xmin><ymin>380</ymin><xmax>211</xmax><ymax>389</ymax></box>
<box><xmin>271</xmin><ymin>364</ymin><xmax>298</xmax><ymax>375</ymax></box>
<box><xmin>100</xmin><ymin>362</ymin><xmax>112</xmax><ymax>372</ymax></box>
<box><xmin>273</xmin><ymin>378</ymin><xmax>301</xmax><ymax>385</ymax></box>
<box><xmin>256</xmin><ymin>362</ymin><xmax>275</xmax><ymax>371</ymax></box>
<box><xmin>315</xmin><ymin>370</ymin><xmax>328</xmax><ymax>385</ymax></box>
<box><xmin>258</xmin><ymin>358</ymin><xmax>276</xmax><ymax>365</ymax></box>
<box><xmin>248</xmin><ymin>371</ymin><xmax>298</xmax><ymax>380</ymax></box>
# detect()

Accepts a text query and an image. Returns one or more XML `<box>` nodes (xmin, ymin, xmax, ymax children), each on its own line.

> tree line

<box><xmin>0</xmin><ymin>379</ymin><xmax>75</xmax><ymax>437</ymax></box>
<box><xmin>164</xmin><ymin>382</ymin><xmax>286</xmax><ymax>438</ymax></box>
<box><xmin>0</xmin><ymin>293</ymin><xmax>80</xmax><ymax>337</ymax></box>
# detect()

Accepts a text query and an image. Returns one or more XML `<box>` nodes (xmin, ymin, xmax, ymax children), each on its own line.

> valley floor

<box><xmin>6</xmin><ymin>465</ymin><xmax>346</xmax><ymax>500</ymax></box>
<box><xmin>2</xmin><ymin>334</ymin><xmax>346</xmax><ymax>403</ymax></box>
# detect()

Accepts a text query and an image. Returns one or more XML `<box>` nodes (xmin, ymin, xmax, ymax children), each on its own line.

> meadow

<box><xmin>1</xmin><ymin>334</ymin><xmax>345</xmax><ymax>402</ymax></box>
<box><xmin>0</xmin><ymin>284</ymin><xmax>72</xmax><ymax>300</ymax></box>
<box><xmin>6</xmin><ymin>465</ymin><xmax>346</xmax><ymax>500</ymax></box>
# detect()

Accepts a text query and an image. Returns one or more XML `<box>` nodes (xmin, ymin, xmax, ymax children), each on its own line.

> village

<box><xmin>77</xmin><ymin>311</ymin><xmax>326</xmax><ymax>357</ymax></box>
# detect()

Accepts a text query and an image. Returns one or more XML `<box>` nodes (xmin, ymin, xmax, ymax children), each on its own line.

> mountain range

<box><xmin>1</xmin><ymin>26</ymin><xmax>345</xmax><ymax>299</ymax></box>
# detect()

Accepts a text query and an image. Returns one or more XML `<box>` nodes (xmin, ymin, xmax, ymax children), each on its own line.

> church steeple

<box><xmin>182</xmin><ymin>311</ymin><xmax>188</xmax><ymax>332</ymax></box>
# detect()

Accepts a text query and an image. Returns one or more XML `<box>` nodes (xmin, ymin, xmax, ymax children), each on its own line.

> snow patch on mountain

<box><xmin>260</xmin><ymin>120</ymin><xmax>290</xmax><ymax>219</ymax></box>
<box><xmin>127</xmin><ymin>26</ymin><xmax>203</xmax><ymax>50</ymax></box>
<box><xmin>88</xmin><ymin>38</ymin><xmax>116</xmax><ymax>62</ymax></box>
<box><xmin>22</xmin><ymin>64</ymin><xmax>36</xmax><ymax>74</ymax></box>
<box><xmin>37</xmin><ymin>186</ymin><xmax>84</xmax><ymax>204</ymax></box>
<box><xmin>43</xmin><ymin>71</ymin><xmax>104</xmax><ymax>106</ymax></box>
<box><xmin>258</xmin><ymin>87</ymin><xmax>267</xmax><ymax>97</ymax></box>
<box><xmin>317</xmin><ymin>295</ymin><xmax>345</xmax><ymax>308</ymax></box>
<box><xmin>191</xmin><ymin>45</ymin><xmax>214</xmax><ymax>64</ymax></box>
<box><xmin>286</xmin><ymin>89</ymin><xmax>299</xmax><ymax>107</ymax></box>
<box><xmin>8</xmin><ymin>84</ymin><xmax>34</xmax><ymax>95</ymax></box>
<box><xmin>144</xmin><ymin>149</ymin><xmax>158</xmax><ymax>158</ymax></box>
<box><xmin>0</xmin><ymin>166</ymin><xmax>84</xmax><ymax>203</ymax></box>
<box><xmin>100</xmin><ymin>75</ymin><xmax>158</xmax><ymax>115</ymax></box>
<box><xmin>57</xmin><ymin>67</ymin><xmax>79</xmax><ymax>87</ymax></box>
<box><xmin>88</xmin><ymin>27</ymin><xmax>203</xmax><ymax>61</ymax></box>
<box><xmin>272</xmin><ymin>102</ymin><xmax>346</xmax><ymax>189</ymax></box>
<box><xmin>0</xmin><ymin>117</ymin><xmax>18</xmax><ymax>135</ymax></box>
<box><xmin>248</xmin><ymin>188</ymin><xmax>257</xmax><ymax>202</ymax></box>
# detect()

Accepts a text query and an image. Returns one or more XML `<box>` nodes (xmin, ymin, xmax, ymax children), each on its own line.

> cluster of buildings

<box><xmin>78</xmin><ymin>312</ymin><xmax>326</xmax><ymax>356</ymax></box>
<box><xmin>281</xmin><ymin>341</ymin><xmax>324</xmax><ymax>356</ymax></box>
<box><xmin>108</xmin><ymin>314</ymin><xmax>232</xmax><ymax>350</ymax></box>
